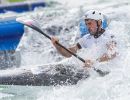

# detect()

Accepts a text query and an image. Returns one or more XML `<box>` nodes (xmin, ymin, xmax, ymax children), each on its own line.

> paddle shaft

<box><xmin>20</xmin><ymin>21</ymin><xmax>109</xmax><ymax>76</ymax></box>
<box><xmin>26</xmin><ymin>24</ymin><xmax>86</xmax><ymax>63</ymax></box>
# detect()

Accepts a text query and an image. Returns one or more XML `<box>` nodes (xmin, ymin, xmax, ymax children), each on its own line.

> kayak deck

<box><xmin>0</xmin><ymin>64</ymin><xmax>89</xmax><ymax>86</ymax></box>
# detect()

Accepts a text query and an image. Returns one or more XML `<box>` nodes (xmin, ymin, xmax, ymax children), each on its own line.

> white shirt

<box><xmin>78</xmin><ymin>30</ymin><xmax>113</xmax><ymax>47</ymax></box>
<box><xmin>78</xmin><ymin>30</ymin><xmax>117</xmax><ymax>59</ymax></box>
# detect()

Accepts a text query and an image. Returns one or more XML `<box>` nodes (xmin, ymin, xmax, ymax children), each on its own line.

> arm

<box><xmin>97</xmin><ymin>41</ymin><xmax>117</xmax><ymax>62</ymax></box>
<box><xmin>51</xmin><ymin>37</ymin><xmax>81</xmax><ymax>58</ymax></box>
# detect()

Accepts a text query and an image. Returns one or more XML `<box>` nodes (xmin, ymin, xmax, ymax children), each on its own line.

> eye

<box><xmin>87</xmin><ymin>22</ymin><xmax>92</xmax><ymax>25</ymax></box>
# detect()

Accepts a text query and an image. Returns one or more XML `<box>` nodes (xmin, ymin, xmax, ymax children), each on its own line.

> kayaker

<box><xmin>51</xmin><ymin>10</ymin><xmax>118</xmax><ymax>68</ymax></box>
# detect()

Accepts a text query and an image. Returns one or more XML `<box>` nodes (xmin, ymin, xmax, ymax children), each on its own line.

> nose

<box><xmin>87</xmin><ymin>25</ymin><xmax>97</xmax><ymax>34</ymax></box>
<box><xmin>88</xmin><ymin>26</ymin><xmax>95</xmax><ymax>31</ymax></box>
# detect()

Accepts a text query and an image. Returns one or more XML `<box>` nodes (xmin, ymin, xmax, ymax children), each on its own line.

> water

<box><xmin>0</xmin><ymin>0</ymin><xmax>130</xmax><ymax>99</ymax></box>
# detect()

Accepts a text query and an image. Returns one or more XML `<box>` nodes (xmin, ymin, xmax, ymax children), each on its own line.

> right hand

<box><xmin>51</xmin><ymin>36</ymin><xmax>59</xmax><ymax>46</ymax></box>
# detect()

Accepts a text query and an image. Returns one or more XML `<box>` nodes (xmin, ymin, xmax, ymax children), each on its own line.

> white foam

<box><xmin>0</xmin><ymin>0</ymin><xmax>130</xmax><ymax>100</ymax></box>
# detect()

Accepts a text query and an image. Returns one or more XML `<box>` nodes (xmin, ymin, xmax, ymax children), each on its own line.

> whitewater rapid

<box><xmin>0</xmin><ymin>0</ymin><xmax>130</xmax><ymax>100</ymax></box>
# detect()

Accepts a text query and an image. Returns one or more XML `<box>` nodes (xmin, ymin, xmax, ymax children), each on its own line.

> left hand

<box><xmin>84</xmin><ymin>59</ymin><xmax>94</xmax><ymax>68</ymax></box>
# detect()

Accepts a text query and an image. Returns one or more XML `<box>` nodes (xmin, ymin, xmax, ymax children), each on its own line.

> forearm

<box><xmin>54</xmin><ymin>44</ymin><xmax>72</xmax><ymax>57</ymax></box>
<box><xmin>97</xmin><ymin>52</ymin><xmax>117</xmax><ymax>62</ymax></box>
<box><xmin>54</xmin><ymin>43</ymin><xmax>78</xmax><ymax>58</ymax></box>
<box><xmin>51</xmin><ymin>36</ymin><xmax>80</xmax><ymax>58</ymax></box>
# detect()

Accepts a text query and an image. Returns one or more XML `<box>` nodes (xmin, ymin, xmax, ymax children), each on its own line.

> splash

<box><xmin>0</xmin><ymin>0</ymin><xmax>130</xmax><ymax>100</ymax></box>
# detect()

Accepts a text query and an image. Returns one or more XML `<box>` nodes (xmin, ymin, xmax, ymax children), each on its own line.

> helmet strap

<box><xmin>94</xmin><ymin>20</ymin><xmax>105</xmax><ymax>38</ymax></box>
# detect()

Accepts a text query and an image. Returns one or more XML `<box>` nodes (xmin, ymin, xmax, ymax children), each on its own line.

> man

<box><xmin>51</xmin><ymin>10</ymin><xmax>117</xmax><ymax>68</ymax></box>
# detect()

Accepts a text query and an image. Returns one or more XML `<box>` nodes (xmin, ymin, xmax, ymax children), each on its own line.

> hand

<box><xmin>51</xmin><ymin>36</ymin><xmax>59</xmax><ymax>46</ymax></box>
<box><xmin>84</xmin><ymin>59</ymin><xmax>94</xmax><ymax>68</ymax></box>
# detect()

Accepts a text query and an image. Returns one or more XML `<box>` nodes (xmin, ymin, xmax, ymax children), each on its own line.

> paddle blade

<box><xmin>16</xmin><ymin>17</ymin><xmax>34</xmax><ymax>26</ymax></box>
<box><xmin>16</xmin><ymin>17</ymin><xmax>51</xmax><ymax>40</ymax></box>
<box><xmin>16</xmin><ymin>17</ymin><xmax>40</xmax><ymax>28</ymax></box>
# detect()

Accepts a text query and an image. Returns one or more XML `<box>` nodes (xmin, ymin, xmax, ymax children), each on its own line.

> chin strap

<box><xmin>94</xmin><ymin>21</ymin><xmax>105</xmax><ymax>38</ymax></box>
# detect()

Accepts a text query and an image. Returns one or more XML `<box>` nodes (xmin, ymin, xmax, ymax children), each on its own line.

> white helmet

<box><xmin>83</xmin><ymin>10</ymin><xmax>104</xmax><ymax>21</ymax></box>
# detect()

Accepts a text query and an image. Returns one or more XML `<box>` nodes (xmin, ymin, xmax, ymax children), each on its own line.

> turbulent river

<box><xmin>0</xmin><ymin>0</ymin><xmax>130</xmax><ymax>100</ymax></box>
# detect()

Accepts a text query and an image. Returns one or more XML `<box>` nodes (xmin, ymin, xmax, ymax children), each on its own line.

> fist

<box><xmin>84</xmin><ymin>59</ymin><xmax>94</xmax><ymax>68</ymax></box>
<box><xmin>51</xmin><ymin>36</ymin><xmax>59</xmax><ymax>46</ymax></box>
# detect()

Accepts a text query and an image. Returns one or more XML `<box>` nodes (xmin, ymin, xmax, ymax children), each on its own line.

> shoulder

<box><xmin>78</xmin><ymin>34</ymin><xmax>94</xmax><ymax>48</ymax></box>
<box><xmin>81</xmin><ymin>34</ymin><xmax>93</xmax><ymax>41</ymax></box>
<box><xmin>103</xmin><ymin>29</ymin><xmax>115</xmax><ymax>40</ymax></box>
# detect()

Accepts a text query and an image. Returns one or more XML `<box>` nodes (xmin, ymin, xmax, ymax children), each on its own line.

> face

<box><xmin>85</xmin><ymin>19</ymin><xmax>98</xmax><ymax>35</ymax></box>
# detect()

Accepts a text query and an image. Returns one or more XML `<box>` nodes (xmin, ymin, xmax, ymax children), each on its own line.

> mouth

<box><xmin>88</xmin><ymin>29</ymin><xmax>96</xmax><ymax>35</ymax></box>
